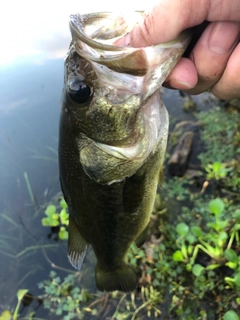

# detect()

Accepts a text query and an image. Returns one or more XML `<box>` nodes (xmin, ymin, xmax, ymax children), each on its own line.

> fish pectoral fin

<box><xmin>68</xmin><ymin>216</ymin><xmax>89</xmax><ymax>270</ymax></box>
<box><xmin>95</xmin><ymin>263</ymin><xmax>138</xmax><ymax>292</ymax></box>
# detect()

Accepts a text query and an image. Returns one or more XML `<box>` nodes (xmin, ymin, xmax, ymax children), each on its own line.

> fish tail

<box><xmin>95</xmin><ymin>263</ymin><xmax>138</xmax><ymax>292</ymax></box>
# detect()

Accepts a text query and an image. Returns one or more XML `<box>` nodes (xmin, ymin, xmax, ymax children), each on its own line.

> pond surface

<box><xmin>0</xmin><ymin>1</ymin><xmax>218</xmax><ymax>318</ymax></box>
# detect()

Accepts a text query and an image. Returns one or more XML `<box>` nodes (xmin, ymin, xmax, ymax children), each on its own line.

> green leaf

<box><xmin>186</xmin><ymin>234</ymin><xmax>196</xmax><ymax>244</ymax></box>
<box><xmin>192</xmin><ymin>264</ymin><xmax>205</xmax><ymax>276</ymax></box>
<box><xmin>225</xmin><ymin>277</ymin><xmax>235</xmax><ymax>287</ymax></box>
<box><xmin>45</xmin><ymin>204</ymin><xmax>56</xmax><ymax>216</ymax></box>
<box><xmin>212</xmin><ymin>161</ymin><xmax>221</xmax><ymax>170</ymax></box>
<box><xmin>205</xmin><ymin>264</ymin><xmax>221</xmax><ymax>270</ymax></box>
<box><xmin>59</xmin><ymin>227</ymin><xmax>68</xmax><ymax>240</ymax></box>
<box><xmin>209</xmin><ymin>198</ymin><xmax>224</xmax><ymax>215</ymax></box>
<box><xmin>217</xmin><ymin>231</ymin><xmax>228</xmax><ymax>247</ymax></box>
<box><xmin>0</xmin><ymin>310</ymin><xmax>12</xmax><ymax>320</ymax></box>
<box><xmin>218</xmin><ymin>220</ymin><xmax>229</xmax><ymax>230</ymax></box>
<box><xmin>60</xmin><ymin>209</ymin><xmax>69</xmax><ymax>225</ymax></box>
<box><xmin>225</xmin><ymin>262</ymin><xmax>238</xmax><ymax>269</ymax></box>
<box><xmin>218</xmin><ymin>231</ymin><xmax>228</xmax><ymax>241</ymax></box>
<box><xmin>232</xmin><ymin>223</ymin><xmax>240</xmax><ymax>231</ymax></box>
<box><xmin>224</xmin><ymin>249</ymin><xmax>238</xmax><ymax>263</ymax></box>
<box><xmin>49</xmin><ymin>270</ymin><xmax>57</xmax><ymax>278</ymax></box>
<box><xmin>91</xmin><ymin>309</ymin><xmax>98</xmax><ymax>316</ymax></box>
<box><xmin>176</xmin><ymin>223</ymin><xmax>189</xmax><ymax>237</ymax></box>
<box><xmin>17</xmin><ymin>289</ymin><xmax>28</xmax><ymax>301</ymax></box>
<box><xmin>41</xmin><ymin>217</ymin><xmax>51</xmax><ymax>226</ymax></box>
<box><xmin>191</xmin><ymin>226</ymin><xmax>202</xmax><ymax>237</ymax></box>
<box><xmin>223</xmin><ymin>310</ymin><xmax>240</xmax><ymax>320</ymax></box>
<box><xmin>207</xmin><ymin>222</ymin><xmax>218</xmax><ymax>230</ymax></box>
<box><xmin>173</xmin><ymin>250</ymin><xmax>184</xmax><ymax>261</ymax></box>
<box><xmin>42</xmin><ymin>216</ymin><xmax>59</xmax><ymax>227</ymax></box>
<box><xmin>60</xmin><ymin>198</ymin><xmax>67</xmax><ymax>209</ymax></box>
<box><xmin>186</xmin><ymin>264</ymin><xmax>192</xmax><ymax>271</ymax></box>
<box><xmin>198</xmin><ymin>239</ymin><xmax>216</xmax><ymax>257</ymax></box>
<box><xmin>234</xmin><ymin>272</ymin><xmax>240</xmax><ymax>287</ymax></box>
<box><xmin>232</xmin><ymin>210</ymin><xmax>240</xmax><ymax>222</ymax></box>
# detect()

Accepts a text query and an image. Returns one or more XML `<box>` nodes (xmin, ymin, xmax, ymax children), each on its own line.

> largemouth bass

<box><xmin>59</xmin><ymin>11</ymin><xmax>190</xmax><ymax>292</ymax></box>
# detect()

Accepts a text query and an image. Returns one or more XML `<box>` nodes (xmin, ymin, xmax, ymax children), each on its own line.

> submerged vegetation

<box><xmin>1</xmin><ymin>103</ymin><xmax>240</xmax><ymax>319</ymax></box>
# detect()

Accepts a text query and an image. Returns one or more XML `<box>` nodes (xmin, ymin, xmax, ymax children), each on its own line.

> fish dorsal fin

<box><xmin>90</xmin><ymin>49</ymin><xmax>149</xmax><ymax>76</ymax></box>
<box><xmin>68</xmin><ymin>216</ymin><xmax>89</xmax><ymax>270</ymax></box>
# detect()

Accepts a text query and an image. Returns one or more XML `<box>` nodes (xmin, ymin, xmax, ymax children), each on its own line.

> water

<box><xmin>0</xmin><ymin>58</ymin><xmax>62</xmax><ymax>314</ymax></box>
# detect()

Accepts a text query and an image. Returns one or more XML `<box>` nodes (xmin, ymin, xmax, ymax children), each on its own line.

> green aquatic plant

<box><xmin>38</xmin><ymin>271</ymin><xmax>99</xmax><ymax>320</ymax></box>
<box><xmin>0</xmin><ymin>289</ymin><xmax>30</xmax><ymax>320</ymax></box>
<box><xmin>13</xmin><ymin>289</ymin><xmax>29</xmax><ymax>320</ymax></box>
<box><xmin>127</xmin><ymin>243</ymin><xmax>146</xmax><ymax>268</ymax></box>
<box><xmin>196</xmin><ymin>106</ymin><xmax>239</xmax><ymax>165</ymax></box>
<box><xmin>132</xmin><ymin>286</ymin><xmax>162</xmax><ymax>319</ymax></box>
<box><xmin>42</xmin><ymin>197</ymin><xmax>69</xmax><ymax>240</ymax></box>
<box><xmin>173</xmin><ymin>198</ymin><xmax>240</xmax><ymax>273</ymax></box>
<box><xmin>171</xmin><ymin>197</ymin><xmax>240</xmax><ymax>317</ymax></box>
<box><xmin>0</xmin><ymin>310</ymin><xmax>12</xmax><ymax>320</ymax></box>
<box><xmin>24</xmin><ymin>172</ymin><xmax>35</xmax><ymax>205</ymax></box>
<box><xmin>205</xmin><ymin>161</ymin><xmax>232</xmax><ymax>181</ymax></box>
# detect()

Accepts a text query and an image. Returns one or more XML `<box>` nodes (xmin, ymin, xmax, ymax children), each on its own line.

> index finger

<box><xmin>116</xmin><ymin>0</ymin><xmax>240</xmax><ymax>47</ymax></box>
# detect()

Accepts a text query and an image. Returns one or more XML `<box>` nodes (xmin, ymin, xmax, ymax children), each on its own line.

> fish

<box><xmin>59</xmin><ymin>11</ymin><xmax>191</xmax><ymax>292</ymax></box>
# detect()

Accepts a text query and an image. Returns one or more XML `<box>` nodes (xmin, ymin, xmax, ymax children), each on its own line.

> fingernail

<box><xmin>208</xmin><ymin>22</ymin><xmax>240</xmax><ymax>54</ymax></box>
<box><xmin>168</xmin><ymin>79</ymin><xmax>194</xmax><ymax>90</ymax></box>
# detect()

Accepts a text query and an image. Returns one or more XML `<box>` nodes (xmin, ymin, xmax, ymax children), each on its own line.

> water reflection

<box><xmin>0</xmin><ymin>59</ymin><xmax>62</xmax><ymax>314</ymax></box>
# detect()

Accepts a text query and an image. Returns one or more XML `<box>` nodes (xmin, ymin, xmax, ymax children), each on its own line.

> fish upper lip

<box><xmin>69</xmin><ymin>13</ymin><xmax>128</xmax><ymax>51</ymax></box>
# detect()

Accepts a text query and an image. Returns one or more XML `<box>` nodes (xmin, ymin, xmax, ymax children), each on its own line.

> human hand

<box><xmin>115</xmin><ymin>0</ymin><xmax>240</xmax><ymax>100</ymax></box>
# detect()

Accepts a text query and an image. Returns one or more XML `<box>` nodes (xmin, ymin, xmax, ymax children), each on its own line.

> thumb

<box><xmin>115</xmin><ymin>0</ymin><xmax>205</xmax><ymax>47</ymax></box>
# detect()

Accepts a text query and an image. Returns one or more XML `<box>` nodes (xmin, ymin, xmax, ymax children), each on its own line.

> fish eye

<box><xmin>68</xmin><ymin>78</ymin><xmax>93</xmax><ymax>104</ymax></box>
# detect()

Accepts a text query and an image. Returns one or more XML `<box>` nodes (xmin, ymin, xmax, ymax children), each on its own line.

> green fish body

<box><xmin>59</xmin><ymin>12</ymin><xmax>190</xmax><ymax>292</ymax></box>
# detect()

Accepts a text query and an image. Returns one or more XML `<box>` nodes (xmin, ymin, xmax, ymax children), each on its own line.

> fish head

<box><xmin>61</xmin><ymin>12</ymin><xmax>191</xmax><ymax>184</ymax></box>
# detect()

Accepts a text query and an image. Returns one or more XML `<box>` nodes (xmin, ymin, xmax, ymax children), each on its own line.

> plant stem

<box><xmin>24</xmin><ymin>172</ymin><xmax>35</xmax><ymax>205</ymax></box>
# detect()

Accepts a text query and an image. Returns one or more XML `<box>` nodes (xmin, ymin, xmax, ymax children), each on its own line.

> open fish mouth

<box><xmin>69</xmin><ymin>12</ymin><xmax>191</xmax><ymax>79</ymax></box>
<box><xmin>67</xmin><ymin>11</ymin><xmax>191</xmax><ymax>112</ymax></box>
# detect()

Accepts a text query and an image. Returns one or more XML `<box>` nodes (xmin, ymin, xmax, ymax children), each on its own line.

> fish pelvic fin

<box><xmin>68</xmin><ymin>216</ymin><xmax>89</xmax><ymax>270</ymax></box>
<box><xmin>95</xmin><ymin>263</ymin><xmax>138</xmax><ymax>292</ymax></box>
